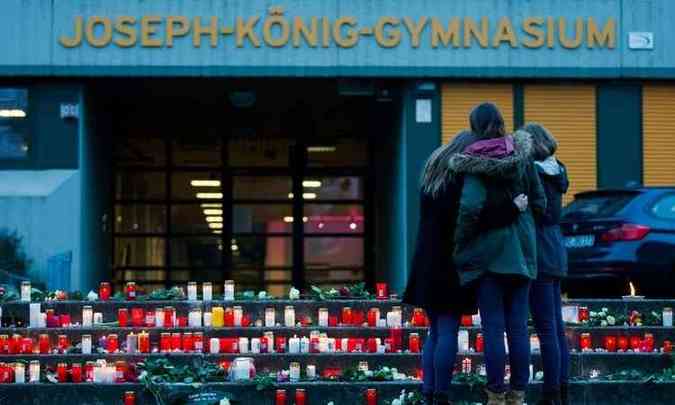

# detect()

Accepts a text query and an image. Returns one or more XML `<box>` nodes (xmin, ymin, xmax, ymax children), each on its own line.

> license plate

<box><xmin>565</xmin><ymin>235</ymin><xmax>595</xmax><ymax>248</ymax></box>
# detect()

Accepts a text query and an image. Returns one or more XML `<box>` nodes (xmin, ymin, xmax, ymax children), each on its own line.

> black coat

<box><xmin>402</xmin><ymin>178</ymin><xmax>522</xmax><ymax>314</ymax></box>
<box><xmin>535</xmin><ymin>159</ymin><xmax>570</xmax><ymax>278</ymax></box>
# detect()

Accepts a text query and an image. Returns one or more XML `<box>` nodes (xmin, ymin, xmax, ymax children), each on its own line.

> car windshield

<box><xmin>563</xmin><ymin>192</ymin><xmax>639</xmax><ymax>220</ymax></box>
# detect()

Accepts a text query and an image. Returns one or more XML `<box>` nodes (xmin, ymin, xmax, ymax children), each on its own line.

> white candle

<box><xmin>319</xmin><ymin>338</ymin><xmax>329</xmax><ymax>353</ymax></box>
<box><xmin>264</xmin><ymin>332</ymin><xmax>274</xmax><ymax>352</ymax></box>
<box><xmin>251</xmin><ymin>338</ymin><xmax>261</xmax><ymax>353</ymax></box>
<box><xmin>265</xmin><ymin>307</ymin><xmax>275</xmax><ymax>327</ymax></box>
<box><xmin>187</xmin><ymin>282</ymin><xmax>198</xmax><ymax>301</ymax></box>
<box><xmin>81</xmin><ymin>335</ymin><xmax>92</xmax><ymax>354</ymax></box>
<box><xmin>14</xmin><ymin>363</ymin><xmax>25</xmax><ymax>383</ymax></box>
<box><xmin>530</xmin><ymin>335</ymin><xmax>541</xmax><ymax>353</ymax></box>
<box><xmin>377</xmin><ymin>318</ymin><xmax>386</xmax><ymax>328</ymax></box>
<box><xmin>233</xmin><ymin>306</ymin><xmax>243</xmax><ymax>327</ymax></box>
<box><xmin>39</xmin><ymin>312</ymin><xmax>46</xmax><ymax>328</ymax></box>
<box><xmin>306</xmin><ymin>364</ymin><xmax>316</xmax><ymax>379</ymax></box>
<box><xmin>29</xmin><ymin>361</ymin><xmax>40</xmax><ymax>383</ymax></box>
<box><xmin>663</xmin><ymin>307</ymin><xmax>673</xmax><ymax>327</ymax></box>
<box><xmin>202</xmin><ymin>282</ymin><xmax>212</xmax><ymax>301</ymax></box>
<box><xmin>239</xmin><ymin>337</ymin><xmax>249</xmax><ymax>354</ymax></box>
<box><xmin>288</xmin><ymin>336</ymin><xmax>300</xmax><ymax>353</ymax></box>
<box><xmin>318</xmin><ymin>308</ymin><xmax>329</xmax><ymax>327</ymax></box>
<box><xmin>232</xmin><ymin>358</ymin><xmax>251</xmax><ymax>381</ymax></box>
<box><xmin>284</xmin><ymin>306</ymin><xmax>295</xmax><ymax>327</ymax></box>
<box><xmin>300</xmin><ymin>337</ymin><xmax>310</xmax><ymax>353</ymax></box>
<box><xmin>289</xmin><ymin>362</ymin><xmax>300</xmax><ymax>382</ymax></box>
<box><xmin>126</xmin><ymin>333</ymin><xmax>138</xmax><ymax>353</ymax></box>
<box><xmin>458</xmin><ymin>330</ymin><xmax>469</xmax><ymax>352</ymax></box>
<box><xmin>29</xmin><ymin>303</ymin><xmax>41</xmax><ymax>328</ymax></box>
<box><xmin>209</xmin><ymin>338</ymin><xmax>220</xmax><ymax>354</ymax></box>
<box><xmin>21</xmin><ymin>281</ymin><xmax>31</xmax><ymax>302</ymax></box>
<box><xmin>341</xmin><ymin>338</ymin><xmax>349</xmax><ymax>353</ymax></box>
<box><xmin>93</xmin><ymin>312</ymin><xmax>103</xmax><ymax>325</ymax></box>
<box><xmin>189</xmin><ymin>309</ymin><xmax>202</xmax><ymax>327</ymax></box>
<box><xmin>472</xmin><ymin>311</ymin><xmax>482</xmax><ymax>326</ymax></box>
<box><xmin>203</xmin><ymin>312</ymin><xmax>212</xmax><ymax>327</ymax></box>
<box><xmin>223</xmin><ymin>280</ymin><xmax>235</xmax><ymax>301</ymax></box>
<box><xmin>155</xmin><ymin>308</ymin><xmax>165</xmax><ymax>327</ymax></box>
<box><xmin>82</xmin><ymin>306</ymin><xmax>93</xmax><ymax>327</ymax></box>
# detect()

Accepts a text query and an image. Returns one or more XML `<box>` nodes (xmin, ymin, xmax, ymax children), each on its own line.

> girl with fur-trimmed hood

<box><xmin>403</xmin><ymin>130</ymin><xmax>529</xmax><ymax>405</ymax></box>
<box><xmin>450</xmin><ymin>103</ymin><xmax>546</xmax><ymax>405</ymax></box>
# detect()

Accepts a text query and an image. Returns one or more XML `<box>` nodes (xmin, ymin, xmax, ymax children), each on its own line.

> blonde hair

<box><xmin>523</xmin><ymin>122</ymin><xmax>557</xmax><ymax>161</ymax></box>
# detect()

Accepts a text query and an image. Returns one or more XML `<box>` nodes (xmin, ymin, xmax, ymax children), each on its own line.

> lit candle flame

<box><xmin>629</xmin><ymin>282</ymin><xmax>636</xmax><ymax>297</ymax></box>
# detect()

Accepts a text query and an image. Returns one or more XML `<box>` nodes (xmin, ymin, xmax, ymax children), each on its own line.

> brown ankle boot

<box><xmin>485</xmin><ymin>389</ymin><xmax>506</xmax><ymax>405</ymax></box>
<box><xmin>506</xmin><ymin>390</ymin><xmax>526</xmax><ymax>405</ymax></box>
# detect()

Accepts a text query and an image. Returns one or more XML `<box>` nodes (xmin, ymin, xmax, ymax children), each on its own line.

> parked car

<box><xmin>560</xmin><ymin>187</ymin><xmax>675</xmax><ymax>298</ymax></box>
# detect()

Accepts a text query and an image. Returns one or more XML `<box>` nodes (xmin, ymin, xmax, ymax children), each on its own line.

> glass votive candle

<box><xmin>39</xmin><ymin>334</ymin><xmax>50</xmax><ymax>354</ymax></box>
<box><xmin>603</xmin><ymin>335</ymin><xmax>617</xmax><ymax>352</ymax></box>
<box><xmin>630</xmin><ymin>335</ymin><xmax>641</xmax><ymax>350</ymax></box>
<box><xmin>138</xmin><ymin>331</ymin><xmax>150</xmax><ymax>353</ymax></box>
<box><xmin>476</xmin><ymin>333</ymin><xmax>485</xmax><ymax>353</ymax></box>
<box><xmin>81</xmin><ymin>334</ymin><xmax>92</xmax><ymax>354</ymax></box>
<box><xmin>203</xmin><ymin>311</ymin><xmax>212</xmax><ymax>327</ymax></box>
<box><xmin>265</xmin><ymin>307</ymin><xmax>276</xmax><ymax>327</ymax></box>
<box><xmin>295</xmin><ymin>388</ymin><xmax>306</xmax><ymax>405</ymax></box>
<box><xmin>131</xmin><ymin>308</ymin><xmax>145</xmax><ymax>327</ymax></box>
<box><xmin>59</xmin><ymin>313</ymin><xmax>72</xmax><ymax>327</ymax></box>
<box><xmin>202</xmin><ymin>282</ymin><xmax>212</xmax><ymax>301</ymax></box>
<box><xmin>618</xmin><ymin>336</ymin><xmax>629</xmax><ymax>351</ymax></box>
<box><xmin>71</xmin><ymin>363</ymin><xmax>82</xmax><ymax>383</ymax></box>
<box><xmin>29</xmin><ymin>360</ymin><xmax>40</xmax><ymax>383</ymax></box>
<box><xmin>366</xmin><ymin>388</ymin><xmax>377</xmax><ymax>405</ymax></box>
<box><xmin>580</xmin><ymin>333</ymin><xmax>592</xmax><ymax>350</ymax></box>
<box><xmin>182</xmin><ymin>332</ymin><xmax>194</xmax><ymax>352</ymax></box>
<box><xmin>224</xmin><ymin>307</ymin><xmax>234</xmax><ymax>327</ymax></box>
<box><xmin>318</xmin><ymin>308</ymin><xmax>329</xmax><ymax>327</ymax></box>
<box><xmin>115</xmin><ymin>361</ymin><xmax>127</xmax><ymax>383</ymax></box>
<box><xmin>164</xmin><ymin>307</ymin><xmax>175</xmax><ymax>328</ymax></box>
<box><xmin>14</xmin><ymin>362</ymin><xmax>25</xmax><ymax>383</ymax></box>
<box><xmin>187</xmin><ymin>282</ymin><xmax>198</xmax><ymax>301</ymax></box>
<box><xmin>124</xmin><ymin>391</ymin><xmax>136</xmax><ymax>405</ymax></box>
<box><xmin>118</xmin><ymin>308</ymin><xmax>129</xmax><ymax>327</ymax></box>
<box><xmin>578</xmin><ymin>306</ymin><xmax>589</xmax><ymax>322</ymax></box>
<box><xmin>233</xmin><ymin>306</ymin><xmax>243</xmax><ymax>327</ymax></box>
<box><xmin>376</xmin><ymin>283</ymin><xmax>388</xmax><ymax>300</ymax></box>
<box><xmin>171</xmin><ymin>333</ymin><xmax>182</xmax><ymax>351</ymax></box>
<box><xmin>107</xmin><ymin>334</ymin><xmax>119</xmax><ymax>352</ymax></box>
<box><xmin>284</xmin><ymin>306</ymin><xmax>296</xmax><ymax>327</ymax></box>
<box><xmin>57</xmin><ymin>335</ymin><xmax>69</xmax><ymax>353</ymax></box>
<box><xmin>194</xmin><ymin>332</ymin><xmax>204</xmax><ymax>352</ymax></box>
<box><xmin>409</xmin><ymin>333</ymin><xmax>421</xmax><ymax>353</ymax></box>
<box><xmin>212</xmin><ymin>307</ymin><xmax>225</xmax><ymax>328</ymax></box>
<box><xmin>412</xmin><ymin>308</ymin><xmax>425</xmax><ymax>327</ymax></box>
<box><xmin>99</xmin><ymin>282</ymin><xmax>111</xmax><ymax>301</ymax></box>
<box><xmin>125</xmin><ymin>282</ymin><xmax>137</xmax><ymax>300</ymax></box>
<box><xmin>57</xmin><ymin>362</ymin><xmax>68</xmax><ymax>383</ymax></box>
<box><xmin>126</xmin><ymin>333</ymin><xmax>138</xmax><ymax>353</ymax></box>
<box><xmin>341</xmin><ymin>307</ymin><xmax>353</xmax><ymax>325</ymax></box>
<box><xmin>644</xmin><ymin>333</ymin><xmax>655</xmax><ymax>352</ymax></box>
<box><xmin>289</xmin><ymin>362</ymin><xmax>301</xmax><ymax>382</ymax></box>
<box><xmin>663</xmin><ymin>340</ymin><xmax>672</xmax><ymax>353</ymax></box>
<box><xmin>155</xmin><ymin>308</ymin><xmax>165</xmax><ymax>327</ymax></box>
<box><xmin>209</xmin><ymin>338</ymin><xmax>220</xmax><ymax>354</ymax></box>
<box><xmin>160</xmin><ymin>333</ymin><xmax>171</xmax><ymax>353</ymax></box>
<box><xmin>21</xmin><ymin>281</ymin><xmax>31</xmax><ymax>302</ymax></box>
<box><xmin>663</xmin><ymin>307</ymin><xmax>673</xmax><ymax>327</ymax></box>
<box><xmin>223</xmin><ymin>280</ymin><xmax>235</xmax><ymax>301</ymax></box>
<box><xmin>275</xmin><ymin>389</ymin><xmax>287</xmax><ymax>405</ymax></box>
<box><xmin>82</xmin><ymin>306</ymin><xmax>93</xmax><ymax>327</ymax></box>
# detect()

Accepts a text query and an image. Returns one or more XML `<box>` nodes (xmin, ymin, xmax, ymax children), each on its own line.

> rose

<box><xmin>607</xmin><ymin>315</ymin><xmax>616</xmax><ymax>325</ymax></box>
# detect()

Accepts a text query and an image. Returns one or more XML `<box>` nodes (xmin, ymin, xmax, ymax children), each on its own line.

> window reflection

<box><xmin>114</xmin><ymin>238</ymin><xmax>165</xmax><ymax>267</ymax></box>
<box><xmin>115</xmin><ymin>205</ymin><xmax>166</xmax><ymax>233</ymax></box>
<box><xmin>233</xmin><ymin>204</ymin><xmax>292</xmax><ymax>233</ymax></box>
<box><xmin>170</xmin><ymin>237</ymin><xmax>222</xmax><ymax>267</ymax></box>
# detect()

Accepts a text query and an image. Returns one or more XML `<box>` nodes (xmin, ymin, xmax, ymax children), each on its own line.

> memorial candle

<box><xmin>367</xmin><ymin>337</ymin><xmax>378</xmax><ymax>353</ymax></box>
<box><xmin>367</xmin><ymin>308</ymin><xmax>380</xmax><ymax>327</ymax></box>
<box><xmin>124</xmin><ymin>391</ymin><xmax>136</xmax><ymax>405</ymax></box>
<box><xmin>99</xmin><ymin>282</ymin><xmax>111</xmax><ymax>301</ymax></box>
<box><xmin>126</xmin><ymin>333</ymin><xmax>138</xmax><ymax>353</ymax></box>
<box><xmin>29</xmin><ymin>360</ymin><xmax>40</xmax><ymax>383</ymax></box>
<box><xmin>289</xmin><ymin>362</ymin><xmax>300</xmax><ymax>382</ymax></box>
<box><xmin>295</xmin><ymin>389</ymin><xmax>306</xmax><ymax>405</ymax></box>
<box><xmin>224</xmin><ymin>307</ymin><xmax>234</xmax><ymax>327</ymax></box>
<box><xmin>84</xmin><ymin>362</ymin><xmax>95</xmax><ymax>382</ymax></box>
<box><xmin>187</xmin><ymin>282</ymin><xmax>198</xmax><ymax>301</ymax></box>
<box><xmin>275</xmin><ymin>336</ymin><xmax>286</xmax><ymax>353</ymax></box>
<box><xmin>115</xmin><ymin>361</ymin><xmax>127</xmax><ymax>383</ymax></box>
<box><xmin>580</xmin><ymin>333</ymin><xmax>592</xmax><ymax>350</ymax></box>
<box><xmin>57</xmin><ymin>362</ymin><xmax>67</xmax><ymax>383</ymax></box>
<box><xmin>238</xmin><ymin>337</ymin><xmax>249</xmax><ymax>354</ymax></box>
<box><xmin>164</xmin><ymin>307</ymin><xmax>175</xmax><ymax>328</ymax></box>
<box><xmin>389</xmin><ymin>328</ymin><xmax>402</xmax><ymax>352</ymax></box>
<box><xmin>376</xmin><ymin>282</ymin><xmax>388</xmax><ymax>300</ymax></box>
<box><xmin>46</xmin><ymin>309</ymin><xmax>59</xmax><ymax>328</ymax></box>
<box><xmin>288</xmin><ymin>336</ymin><xmax>300</xmax><ymax>354</ymax></box>
<box><xmin>233</xmin><ymin>306</ymin><xmax>243</xmax><ymax>327</ymax></box>
<box><xmin>39</xmin><ymin>334</ymin><xmax>50</xmax><ymax>354</ymax></box>
<box><xmin>203</xmin><ymin>311</ymin><xmax>212</xmax><ymax>327</ymax></box>
<box><xmin>21</xmin><ymin>281</ymin><xmax>31</xmax><ymax>302</ymax></box>
<box><xmin>160</xmin><ymin>333</ymin><xmax>171</xmax><ymax>352</ymax></box>
<box><xmin>618</xmin><ymin>336</ymin><xmax>629</xmax><ymax>351</ymax></box>
<box><xmin>155</xmin><ymin>308</ymin><xmax>164</xmax><ymax>327</ymax></box>
<box><xmin>0</xmin><ymin>335</ymin><xmax>7</xmax><ymax>354</ymax></box>
<box><xmin>265</xmin><ymin>307</ymin><xmax>276</xmax><ymax>327</ymax></box>
<box><xmin>171</xmin><ymin>333</ymin><xmax>182</xmax><ymax>351</ymax></box>
<box><xmin>14</xmin><ymin>362</ymin><xmax>25</xmax><ymax>383</ymax></box>
<box><xmin>71</xmin><ymin>363</ymin><xmax>82</xmax><ymax>383</ymax></box>
<box><xmin>341</xmin><ymin>307</ymin><xmax>353</xmax><ymax>325</ymax></box>
<box><xmin>194</xmin><ymin>332</ymin><xmax>204</xmax><ymax>352</ymax></box>
<box><xmin>209</xmin><ymin>338</ymin><xmax>220</xmax><ymax>354</ymax></box>
<box><xmin>476</xmin><ymin>333</ymin><xmax>485</xmax><ymax>353</ymax></box>
<box><xmin>138</xmin><ymin>331</ymin><xmax>150</xmax><ymax>353</ymax></box>
<box><xmin>182</xmin><ymin>332</ymin><xmax>194</xmax><ymax>352</ymax></box>
<box><xmin>82</xmin><ymin>306</ymin><xmax>93</xmax><ymax>327</ymax></box>
<box><xmin>107</xmin><ymin>334</ymin><xmax>119</xmax><ymax>352</ymax></box>
<box><xmin>21</xmin><ymin>337</ymin><xmax>33</xmax><ymax>354</ymax></box>
<box><xmin>409</xmin><ymin>333</ymin><xmax>421</xmax><ymax>353</ymax></box>
<box><xmin>284</xmin><ymin>306</ymin><xmax>295</xmax><ymax>327</ymax></box>
<box><xmin>212</xmin><ymin>307</ymin><xmax>225</xmax><ymax>328</ymax></box>
<box><xmin>664</xmin><ymin>307</ymin><xmax>673</xmax><ymax>327</ymax></box>
<box><xmin>644</xmin><ymin>333</ymin><xmax>655</xmax><ymax>352</ymax></box>
<box><xmin>58</xmin><ymin>334</ymin><xmax>69</xmax><ymax>353</ymax></box>
<box><xmin>189</xmin><ymin>309</ymin><xmax>202</xmax><ymax>327</ymax></box>
<box><xmin>275</xmin><ymin>389</ymin><xmax>287</xmax><ymax>405</ymax></box>
<box><xmin>202</xmin><ymin>282</ymin><xmax>212</xmax><ymax>301</ymax></box>
<box><xmin>223</xmin><ymin>280</ymin><xmax>235</xmax><ymax>301</ymax></box>
<box><xmin>9</xmin><ymin>334</ymin><xmax>20</xmax><ymax>354</ymax></box>
<box><xmin>29</xmin><ymin>303</ymin><xmax>41</xmax><ymax>328</ymax></box>
<box><xmin>81</xmin><ymin>334</ymin><xmax>92</xmax><ymax>354</ymax></box>
<box><xmin>603</xmin><ymin>336</ymin><xmax>617</xmax><ymax>352</ymax></box>
<box><xmin>630</xmin><ymin>335</ymin><xmax>641</xmax><ymax>350</ymax></box>
<box><xmin>318</xmin><ymin>308</ymin><xmax>329</xmax><ymax>327</ymax></box>
<box><xmin>578</xmin><ymin>306</ymin><xmax>589</xmax><ymax>322</ymax></box>
<box><xmin>131</xmin><ymin>308</ymin><xmax>145</xmax><ymax>327</ymax></box>
<box><xmin>118</xmin><ymin>308</ymin><xmax>129</xmax><ymax>327</ymax></box>
<box><xmin>306</xmin><ymin>365</ymin><xmax>316</xmax><ymax>380</ymax></box>
<box><xmin>366</xmin><ymin>388</ymin><xmax>377</xmax><ymax>405</ymax></box>
<box><xmin>125</xmin><ymin>282</ymin><xmax>136</xmax><ymax>300</ymax></box>
<box><xmin>412</xmin><ymin>308</ymin><xmax>426</xmax><ymax>327</ymax></box>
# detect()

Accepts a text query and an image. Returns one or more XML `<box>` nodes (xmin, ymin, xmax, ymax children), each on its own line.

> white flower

<box><xmin>327</xmin><ymin>402</ymin><xmax>334</xmax><ymax>405</ymax></box>
<box><xmin>607</xmin><ymin>315</ymin><xmax>616</xmax><ymax>325</ymax></box>
<box><xmin>87</xmin><ymin>290</ymin><xmax>99</xmax><ymax>301</ymax></box>
<box><xmin>289</xmin><ymin>287</ymin><xmax>300</xmax><ymax>300</ymax></box>
<box><xmin>602</xmin><ymin>307</ymin><xmax>609</xmax><ymax>314</ymax></box>
<box><xmin>600</xmin><ymin>320</ymin><xmax>608</xmax><ymax>327</ymax></box>
<box><xmin>535</xmin><ymin>371</ymin><xmax>544</xmax><ymax>380</ymax></box>
<box><xmin>392</xmin><ymin>400</ymin><xmax>402</xmax><ymax>405</ymax></box>
<box><xmin>219</xmin><ymin>398</ymin><xmax>231</xmax><ymax>405</ymax></box>
<box><xmin>407</xmin><ymin>391</ymin><xmax>414</xmax><ymax>399</ymax></box>
<box><xmin>590</xmin><ymin>311</ymin><xmax>598</xmax><ymax>317</ymax></box>
<box><xmin>258</xmin><ymin>291</ymin><xmax>267</xmax><ymax>299</ymax></box>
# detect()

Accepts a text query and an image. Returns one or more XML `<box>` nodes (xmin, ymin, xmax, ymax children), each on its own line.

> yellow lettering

<box><xmin>587</xmin><ymin>17</ymin><xmax>616</xmax><ymax>48</ymax></box>
<box><xmin>522</xmin><ymin>17</ymin><xmax>545</xmax><ymax>48</ymax></box>
<box><xmin>374</xmin><ymin>17</ymin><xmax>401</xmax><ymax>48</ymax></box>
<box><xmin>547</xmin><ymin>17</ymin><xmax>555</xmax><ymax>48</ymax></box>
<box><xmin>236</xmin><ymin>16</ymin><xmax>261</xmax><ymax>48</ymax></box>
<box><xmin>141</xmin><ymin>16</ymin><xmax>163</xmax><ymax>47</ymax></box>
<box><xmin>293</xmin><ymin>17</ymin><xmax>318</xmax><ymax>47</ymax></box>
<box><xmin>60</xmin><ymin>16</ymin><xmax>83</xmax><ymax>48</ymax></box>
<box><xmin>403</xmin><ymin>17</ymin><xmax>427</xmax><ymax>48</ymax></box>
<box><xmin>492</xmin><ymin>17</ymin><xmax>517</xmax><ymax>48</ymax></box>
<box><xmin>333</xmin><ymin>16</ymin><xmax>359</xmax><ymax>48</ymax></box>
<box><xmin>430</xmin><ymin>17</ymin><xmax>460</xmax><ymax>48</ymax></box>
<box><xmin>464</xmin><ymin>17</ymin><xmax>488</xmax><ymax>48</ymax></box>
<box><xmin>263</xmin><ymin>14</ymin><xmax>290</xmax><ymax>47</ymax></box>
<box><xmin>193</xmin><ymin>16</ymin><xmax>218</xmax><ymax>48</ymax></box>
<box><xmin>85</xmin><ymin>16</ymin><xmax>112</xmax><ymax>48</ymax></box>
<box><xmin>113</xmin><ymin>16</ymin><xmax>137</xmax><ymax>48</ymax></box>
<box><xmin>322</xmin><ymin>17</ymin><xmax>331</xmax><ymax>48</ymax></box>
<box><xmin>166</xmin><ymin>16</ymin><xmax>190</xmax><ymax>48</ymax></box>
<box><xmin>558</xmin><ymin>17</ymin><xmax>584</xmax><ymax>49</ymax></box>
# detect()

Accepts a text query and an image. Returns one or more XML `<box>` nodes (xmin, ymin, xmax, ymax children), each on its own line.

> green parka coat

<box><xmin>450</xmin><ymin>130</ymin><xmax>547</xmax><ymax>286</ymax></box>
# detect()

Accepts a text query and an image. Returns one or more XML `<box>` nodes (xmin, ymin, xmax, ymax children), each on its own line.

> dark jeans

<box><xmin>422</xmin><ymin>310</ymin><xmax>461</xmax><ymax>396</ymax></box>
<box><xmin>478</xmin><ymin>275</ymin><xmax>531</xmax><ymax>393</ymax></box>
<box><xmin>530</xmin><ymin>276</ymin><xmax>570</xmax><ymax>391</ymax></box>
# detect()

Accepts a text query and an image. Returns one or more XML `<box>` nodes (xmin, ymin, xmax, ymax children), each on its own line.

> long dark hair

<box><xmin>469</xmin><ymin>102</ymin><xmax>506</xmax><ymax>139</ymax></box>
<box><xmin>420</xmin><ymin>130</ymin><xmax>478</xmax><ymax>197</ymax></box>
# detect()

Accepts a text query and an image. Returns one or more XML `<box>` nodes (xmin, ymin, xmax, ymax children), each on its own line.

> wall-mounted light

<box><xmin>307</xmin><ymin>146</ymin><xmax>336</xmax><ymax>153</ymax></box>
<box><xmin>205</xmin><ymin>216</ymin><xmax>223</xmax><ymax>223</ymax></box>
<box><xmin>203</xmin><ymin>209</ymin><xmax>223</xmax><ymax>216</ymax></box>
<box><xmin>283</xmin><ymin>216</ymin><xmax>294</xmax><ymax>223</ymax></box>
<box><xmin>288</xmin><ymin>192</ymin><xmax>317</xmax><ymax>199</ymax></box>
<box><xmin>191</xmin><ymin>180</ymin><xmax>221</xmax><ymax>187</ymax></box>
<box><xmin>197</xmin><ymin>193</ymin><xmax>223</xmax><ymax>199</ymax></box>
<box><xmin>302</xmin><ymin>180</ymin><xmax>322</xmax><ymax>188</ymax></box>
<box><xmin>0</xmin><ymin>109</ymin><xmax>26</xmax><ymax>118</ymax></box>
<box><xmin>208</xmin><ymin>223</ymin><xmax>223</xmax><ymax>229</ymax></box>
<box><xmin>201</xmin><ymin>203</ymin><xmax>223</xmax><ymax>208</ymax></box>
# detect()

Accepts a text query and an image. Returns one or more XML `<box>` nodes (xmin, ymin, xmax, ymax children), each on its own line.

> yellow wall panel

<box><xmin>441</xmin><ymin>83</ymin><xmax>514</xmax><ymax>144</ymax></box>
<box><xmin>643</xmin><ymin>85</ymin><xmax>675</xmax><ymax>186</ymax></box>
<box><xmin>524</xmin><ymin>85</ymin><xmax>596</xmax><ymax>203</ymax></box>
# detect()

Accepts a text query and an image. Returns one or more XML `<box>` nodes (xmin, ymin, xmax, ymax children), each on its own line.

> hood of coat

<box><xmin>448</xmin><ymin>130</ymin><xmax>533</xmax><ymax>180</ymax></box>
<box><xmin>536</xmin><ymin>157</ymin><xmax>570</xmax><ymax>194</ymax></box>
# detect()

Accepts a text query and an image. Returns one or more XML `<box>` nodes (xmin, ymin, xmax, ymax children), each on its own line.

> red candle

<box><xmin>177</xmin><ymin>316</ymin><xmax>187</xmax><ymax>327</ymax></box>
<box><xmin>352</xmin><ymin>310</ymin><xmax>365</xmax><ymax>326</ymax></box>
<box><xmin>58</xmin><ymin>335</ymin><xmax>69</xmax><ymax>353</ymax></box>
<box><xmin>328</xmin><ymin>315</ymin><xmax>338</xmax><ymax>327</ymax></box>
<box><xmin>182</xmin><ymin>333</ymin><xmax>194</xmax><ymax>352</ymax></box>
<box><xmin>8</xmin><ymin>335</ymin><xmax>21</xmax><ymax>354</ymax></box>
<box><xmin>99</xmin><ymin>282</ymin><xmax>111</xmax><ymax>301</ymax></box>
<box><xmin>118</xmin><ymin>308</ymin><xmax>129</xmax><ymax>327</ymax></box>
<box><xmin>21</xmin><ymin>337</ymin><xmax>33</xmax><ymax>354</ymax></box>
<box><xmin>384</xmin><ymin>338</ymin><xmax>393</xmax><ymax>353</ymax></box>
<box><xmin>630</xmin><ymin>335</ymin><xmax>641</xmax><ymax>350</ymax></box>
<box><xmin>139</xmin><ymin>332</ymin><xmax>150</xmax><ymax>353</ymax></box>
<box><xmin>412</xmin><ymin>308</ymin><xmax>426</xmax><ymax>327</ymax></box>
<box><xmin>389</xmin><ymin>327</ymin><xmax>403</xmax><ymax>352</ymax></box>
<box><xmin>367</xmin><ymin>337</ymin><xmax>378</xmax><ymax>353</ymax></box>
<box><xmin>275</xmin><ymin>389</ymin><xmax>287</xmax><ymax>405</ymax></box>
<box><xmin>171</xmin><ymin>333</ymin><xmax>182</xmax><ymax>351</ymax></box>
<box><xmin>193</xmin><ymin>332</ymin><xmax>204</xmax><ymax>353</ymax></box>
<box><xmin>461</xmin><ymin>315</ymin><xmax>473</xmax><ymax>327</ymax></box>
<box><xmin>107</xmin><ymin>334</ymin><xmax>119</xmax><ymax>352</ymax></box>
<box><xmin>367</xmin><ymin>308</ymin><xmax>380</xmax><ymax>327</ymax></box>
<box><xmin>160</xmin><ymin>333</ymin><xmax>171</xmax><ymax>352</ymax></box>
<box><xmin>603</xmin><ymin>336</ymin><xmax>617</xmax><ymax>352</ymax></box>
<box><xmin>124</xmin><ymin>391</ymin><xmax>136</xmax><ymax>405</ymax></box>
<box><xmin>241</xmin><ymin>314</ymin><xmax>251</xmax><ymax>327</ymax></box>
<box><xmin>71</xmin><ymin>363</ymin><xmax>82</xmax><ymax>383</ymax></box>
<box><xmin>476</xmin><ymin>333</ymin><xmax>485</xmax><ymax>353</ymax></box>
<box><xmin>310</xmin><ymin>337</ymin><xmax>320</xmax><ymax>353</ymax></box>
<box><xmin>224</xmin><ymin>308</ymin><xmax>234</xmax><ymax>327</ymax></box>
<box><xmin>618</xmin><ymin>336</ymin><xmax>629</xmax><ymax>351</ymax></box>
<box><xmin>275</xmin><ymin>336</ymin><xmax>286</xmax><ymax>353</ymax></box>
<box><xmin>57</xmin><ymin>363</ymin><xmax>67</xmax><ymax>383</ymax></box>
<box><xmin>342</xmin><ymin>307</ymin><xmax>353</xmax><ymax>325</ymax></box>
<box><xmin>376</xmin><ymin>283</ymin><xmax>388</xmax><ymax>300</ymax></box>
<box><xmin>59</xmin><ymin>314</ymin><xmax>71</xmax><ymax>327</ymax></box>
<box><xmin>578</xmin><ymin>306</ymin><xmax>589</xmax><ymax>322</ymax></box>
<box><xmin>126</xmin><ymin>282</ymin><xmax>136</xmax><ymax>300</ymax></box>
<box><xmin>295</xmin><ymin>389</ymin><xmax>306</xmax><ymax>405</ymax></box>
<box><xmin>46</xmin><ymin>310</ymin><xmax>59</xmax><ymax>328</ymax></box>
<box><xmin>664</xmin><ymin>340</ymin><xmax>672</xmax><ymax>353</ymax></box>
<box><xmin>643</xmin><ymin>333</ymin><xmax>655</xmax><ymax>352</ymax></box>
<box><xmin>579</xmin><ymin>333</ymin><xmax>592</xmax><ymax>350</ymax></box>
<box><xmin>39</xmin><ymin>334</ymin><xmax>50</xmax><ymax>354</ymax></box>
<box><xmin>366</xmin><ymin>388</ymin><xmax>377</xmax><ymax>405</ymax></box>
<box><xmin>409</xmin><ymin>333</ymin><xmax>420</xmax><ymax>353</ymax></box>
<box><xmin>115</xmin><ymin>361</ymin><xmax>127</xmax><ymax>383</ymax></box>
<box><xmin>85</xmin><ymin>362</ymin><xmax>95</xmax><ymax>382</ymax></box>
<box><xmin>131</xmin><ymin>308</ymin><xmax>145</xmax><ymax>327</ymax></box>
<box><xmin>0</xmin><ymin>335</ymin><xmax>7</xmax><ymax>354</ymax></box>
